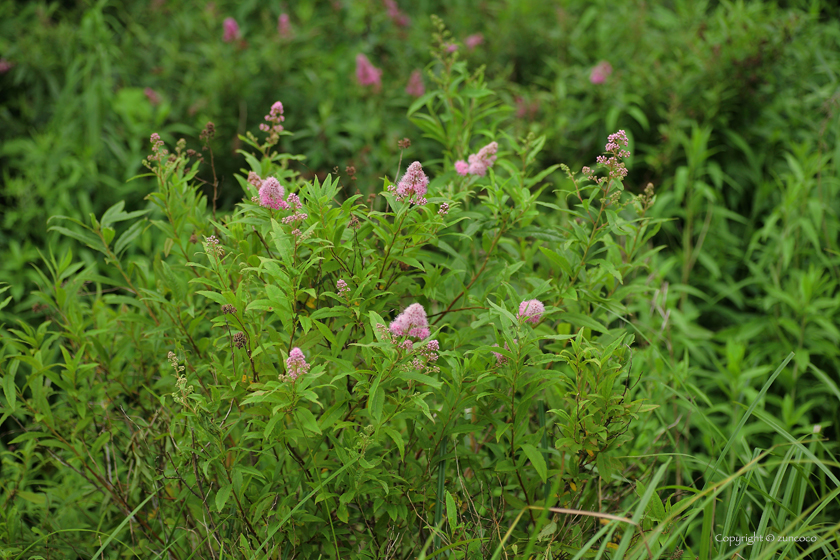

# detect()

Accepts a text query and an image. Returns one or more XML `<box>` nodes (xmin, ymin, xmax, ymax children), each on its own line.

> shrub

<box><xmin>0</xmin><ymin>49</ymin><xmax>669</xmax><ymax>558</ymax></box>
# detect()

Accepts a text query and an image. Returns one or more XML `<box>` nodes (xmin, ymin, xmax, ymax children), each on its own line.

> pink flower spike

<box><xmin>464</xmin><ymin>33</ymin><xmax>484</xmax><ymax>50</ymax></box>
<box><xmin>144</xmin><ymin>87</ymin><xmax>161</xmax><ymax>106</ymax></box>
<box><xmin>258</xmin><ymin>177</ymin><xmax>288</xmax><ymax>210</ymax></box>
<box><xmin>389</xmin><ymin>303</ymin><xmax>429</xmax><ymax>339</ymax></box>
<box><xmin>356</xmin><ymin>54</ymin><xmax>382</xmax><ymax>91</ymax></box>
<box><xmin>223</xmin><ymin>17</ymin><xmax>240</xmax><ymax>42</ymax></box>
<box><xmin>247</xmin><ymin>171</ymin><xmax>263</xmax><ymax>189</ymax></box>
<box><xmin>286</xmin><ymin>347</ymin><xmax>310</xmax><ymax>380</ymax></box>
<box><xmin>518</xmin><ymin>299</ymin><xmax>545</xmax><ymax>324</ymax></box>
<box><xmin>455</xmin><ymin>160</ymin><xmax>469</xmax><ymax>176</ymax></box>
<box><xmin>394</xmin><ymin>161</ymin><xmax>430</xmax><ymax>205</ymax></box>
<box><xmin>278</xmin><ymin>13</ymin><xmax>292</xmax><ymax>38</ymax></box>
<box><xmin>406</xmin><ymin>69</ymin><xmax>425</xmax><ymax>98</ymax></box>
<box><xmin>589</xmin><ymin>61</ymin><xmax>612</xmax><ymax>84</ymax></box>
<box><xmin>467</xmin><ymin>141</ymin><xmax>498</xmax><ymax>176</ymax></box>
<box><xmin>383</xmin><ymin>0</ymin><xmax>410</xmax><ymax>26</ymax></box>
<box><xmin>337</xmin><ymin>279</ymin><xmax>349</xmax><ymax>296</ymax></box>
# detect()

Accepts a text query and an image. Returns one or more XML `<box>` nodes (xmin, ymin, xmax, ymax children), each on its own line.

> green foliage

<box><xmin>1</xmin><ymin>1</ymin><xmax>840</xmax><ymax>559</ymax></box>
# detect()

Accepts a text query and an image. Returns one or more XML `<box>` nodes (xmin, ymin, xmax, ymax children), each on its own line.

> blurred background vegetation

<box><xmin>1</xmin><ymin>0</ymin><xmax>839</xmax><ymax>555</ymax></box>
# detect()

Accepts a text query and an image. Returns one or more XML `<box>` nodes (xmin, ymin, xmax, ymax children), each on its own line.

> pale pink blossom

<box><xmin>356</xmin><ymin>54</ymin><xmax>382</xmax><ymax>91</ymax></box>
<box><xmin>406</xmin><ymin>69</ymin><xmax>425</xmax><ymax>97</ymax></box>
<box><xmin>383</xmin><ymin>0</ymin><xmax>410</xmax><ymax>26</ymax></box>
<box><xmin>389</xmin><ymin>161</ymin><xmax>429</xmax><ymax>205</ymax></box>
<box><xmin>467</xmin><ymin>141</ymin><xmax>498</xmax><ymax>176</ymax></box>
<box><xmin>455</xmin><ymin>160</ymin><xmax>469</xmax><ymax>176</ymax></box>
<box><xmin>259</xmin><ymin>101</ymin><xmax>285</xmax><ymax>137</ymax></box>
<box><xmin>491</xmin><ymin>340</ymin><xmax>516</xmax><ymax>365</ymax></box>
<box><xmin>259</xmin><ymin>177</ymin><xmax>289</xmax><ymax>210</ymax></box>
<box><xmin>277</xmin><ymin>13</ymin><xmax>293</xmax><ymax>38</ymax></box>
<box><xmin>144</xmin><ymin>87</ymin><xmax>161</xmax><ymax>106</ymax></box>
<box><xmin>389</xmin><ymin>303</ymin><xmax>430</xmax><ymax>340</ymax></box>
<box><xmin>247</xmin><ymin>171</ymin><xmax>263</xmax><ymax>189</ymax></box>
<box><xmin>337</xmin><ymin>279</ymin><xmax>349</xmax><ymax>296</ymax></box>
<box><xmin>223</xmin><ymin>17</ymin><xmax>240</xmax><ymax>42</ymax></box>
<box><xmin>589</xmin><ymin>61</ymin><xmax>612</xmax><ymax>84</ymax></box>
<box><xmin>464</xmin><ymin>34</ymin><xmax>484</xmax><ymax>50</ymax></box>
<box><xmin>286</xmin><ymin>347</ymin><xmax>310</xmax><ymax>380</ymax></box>
<box><xmin>518</xmin><ymin>299</ymin><xmax>545</xmax><ymax>324</ymax></box>
<box><xmin>0</xmin><ymin>59</ymin><xmax>13</xmax><ymax>73</ymax></box>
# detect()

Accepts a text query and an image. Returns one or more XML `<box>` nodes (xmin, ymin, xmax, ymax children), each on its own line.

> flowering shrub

<box><xmin>2</xmin><ymin>4</ymin><xmax>840</xmax><ymax>559</ymax></box>
<box><xmin>0</xmin><ymin>40</ymin><xmax>676</xmax><ymax>555</ymax></box>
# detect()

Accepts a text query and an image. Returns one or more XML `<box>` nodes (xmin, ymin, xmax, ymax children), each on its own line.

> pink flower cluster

<box><xmin>589</xmin><ymin>61</ymin><xmax>612</xmax><ymax>84</ymax></box>
<box><xmin>455</xmin><ymin>141</ymin><xmax>498</xmax><ymax>177</ymax></box>
<box><xmin>278</xmin><ymin>13</ymin><xmax>292</xmax><ymax>38</ymax></box>
<box><xmin>281</xmin><ymin>193</ymin><xmax>307</xmax><ymax>226</ymax></box>
<box><xmin>491</xmin><ymin>340</ymin><xmax>516</xmax><ymax>366</ymax></box>
<box><xmin>389</xmin><ymin>303</ymin><xmax>430</xmax><ymax>340</ymax></box>
<box><xmin>337</xmin><ymin>279</ymin><xmax>350</xmax><ymax>297</ymax></box>
<box><xmin>406</xmin><ymin>69</ymin><xmax>425</xmax><ymax>97</ymax></box>
<box><xmin>147</xmin><ymin>133</ymin><xmax>169</xmax><ymax>163</ymax></box>
<box><xmin>604</xmin><ymin>130</ymin><xmax>630</xmax><ymax>156</ymax></box>
<box><xmin>389</xmin><ymin>161</ymin><xmax>429</xmax><ymax>205</ymax></box>
<box><xmin>0</xmin><ymin>58</ymin><xmax>14</xmax><ymax>74</ymax></box>
<box><xmin>259</xmin><ymin>101</ymin><xmax>285</xmax><ymax>142</ymax></box>
<box><xmin>223</xmin><ymin>17</ymin><xmax>240</xmax><ymax>42</ymax></box>
<box><xmin>144</xmin><ymin>87</ymin><xmax>161</xmax><ymax>106</ymax></box>
<box><xmin>518</xmin><ymin>299</ymin><xmax>545</xmax><ymax>324</ymax></box>
<box><xmin>582</xmin><ymin>130</ymin><xmax>630</xmax><ymax>183</ymax></box>
<box><xmin>356</xmin><ymin>54</ymin><xmax>382</xmax><ymax>91</ymax></box>
<box><xmin>376</xmin><ymin>305</ymin><xmax>440</xmax><ymax>374</ymax></box>
<box><xmin>258</xmin><ymin>177</ymin><xmax>288</xmax><ymax>210</ymax></box>
<box><xmin>464</xmin><ymin>33</ymin><xmax>484</xmax><ymax>50</ymax></box>
<box><xmin>410</xmin><ymin>339</ymin><xmax>439</xmax><ymax>371</ymax></box>
<box><xmin>286</xmin><ymin>347</ymin><xmax>310</xmax><ymax>380</ymax></box>
<box><xmin>250</xmin><ymin>173</ymin><xmax>309</xmax><ymax>225</ymax></box>
<box><xmin>384</xmin><ymin>0</ymin><xmax>409</xmax><ymax>26</ymax></box>
<box><xmin>515</xmin><ymin>96</ymin><xmax>540</xmax><ymax>120</ymax></box>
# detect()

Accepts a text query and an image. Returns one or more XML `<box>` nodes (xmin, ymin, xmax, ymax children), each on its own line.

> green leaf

<box><xmin>561</xmin><ymin>312</ymin><xmax>609</xmax><ymax>334</ymax></box>
<box><xmin>521</xmin><ymin>444</ymin><xmax>547</xmax><ymax>483</ymax></box>
<box><xmin>114</xmin><ymin>220</ymin><xmax>148</xmax><ymax>255</ymax></box>
<box><xmin>369</xmin><ymin>384</ymin><xmax>385</xmax><ymax>423</ymax></box>
<box><xmin>3</xmin><ymin>373</ymin><xmax>15</xmax><ymax>413</ymax></box>
<box><xmin>17</xmin><ymin>491</ymin><xmax>46</xmax><ymax>505</ymax></box>
<box><xmin>102</xmin><ymin>227</ymin><xmax>115</xmax><ymax>246</ymax></box>
<box><xmin>295</xmin><ymin>408</ymin><xmax>322</xmax><ymax>435</ymax></box>
<box><xmin>216</xmin><ymin>483</ymin><xmax>233</xmax><ymax>512</ymax></box>
<box><xmin>49</xmin><ymin>226</ymin><xmax>105</xmax><ymax>252</ymax></box>
<box><xmin>445</xmin><ymin>490</ymin><xmax>457</xmax><ymax>530</ymax></box>
<box><xmin>635</xmin><ymin>480</ymin><xmax>666</xmax><ymax>521</ymax></box>
<box><xmin>383</xmin><ymin>427</ymin><xmax>405</xmax><ymax>461</ymax></box>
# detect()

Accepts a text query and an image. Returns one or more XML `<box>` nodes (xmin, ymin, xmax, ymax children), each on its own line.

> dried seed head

<box><xmin>221</xmin><ymin>304</ymin><xmax>237</xmax><ymax>315</ymax></box>
<box><xmin>233</xmin><ymin>332</ymin><xmax>246</xmax><ymax>349</ymax></box>
<box><xmin>398</xmin><ymin>138</ymin><xmax>411</xmax><ymax>149</ymax></box>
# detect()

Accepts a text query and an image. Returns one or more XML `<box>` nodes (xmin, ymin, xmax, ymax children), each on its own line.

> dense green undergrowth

<box><xmin>1</xmin><ymin>1</ymin><xmax>840</xmax><ymax>558</ymax></box>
